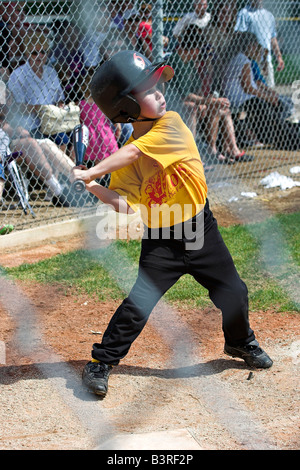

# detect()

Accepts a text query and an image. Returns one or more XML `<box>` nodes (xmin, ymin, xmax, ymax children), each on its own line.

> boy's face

<box><xmin>134</xmin><ymin>84</ymin><xmax>167</xmax><ymax>120</ymax></box>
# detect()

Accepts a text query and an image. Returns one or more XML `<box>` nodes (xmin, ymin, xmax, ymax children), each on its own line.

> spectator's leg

<box><xmin>219</xmin><ymin>113</ymin><xmax>243</xmax><ymax>156</ymax></box>
<box><xmin>38</xmin><ymin>138</ymin><xmax>74</xmax><ymax>175</ymax></box>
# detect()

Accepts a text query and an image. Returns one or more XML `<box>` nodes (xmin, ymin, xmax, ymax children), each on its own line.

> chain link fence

<box><xmin>0</xmin><ymin>0</ymin><xmax>299</xmax><ymax>234</ymax></box>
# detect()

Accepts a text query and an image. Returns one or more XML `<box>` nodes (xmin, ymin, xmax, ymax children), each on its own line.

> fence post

<box><xmin>152</xmin><ymin>0</ymin><xmax>164</xmax><ymax>62</ymax></box>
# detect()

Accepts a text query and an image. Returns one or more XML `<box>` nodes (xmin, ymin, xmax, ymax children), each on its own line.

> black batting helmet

<box><xmin>90</xmin><ymin>50</ymin><xmax>174</xmax><ymax>123</ymax></box>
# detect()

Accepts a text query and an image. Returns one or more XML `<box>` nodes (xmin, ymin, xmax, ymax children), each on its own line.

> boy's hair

<box><xmin>237</xmin><ymin>31</ymin><xmax>261</xmax><ymax>53</ymax></box>
<box><xmin>24</xmin><ymin>32</ymin><xmax>50</xmax><ymax>55</ymax></box>
<box><xmin>178</xmin><ymin>25</ymin><xmax>206</xmax><ymax>50</ymax></box>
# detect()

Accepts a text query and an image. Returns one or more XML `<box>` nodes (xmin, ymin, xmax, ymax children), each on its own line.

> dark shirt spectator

<box><xmin>166</xmin><ymin>26</ymin><xmax>248</xmax><ymax>164</ymax></box>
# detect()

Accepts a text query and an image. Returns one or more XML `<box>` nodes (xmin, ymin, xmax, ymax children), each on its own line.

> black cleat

<box><xmin>224</xmin><ymin>340</ymin><xmax>273</xmax><ymax>369</ymax></box>
<box><xmin>82</xmin><ymin>361</ymin><xmax>113</xmax><ymax>397</ymax></box>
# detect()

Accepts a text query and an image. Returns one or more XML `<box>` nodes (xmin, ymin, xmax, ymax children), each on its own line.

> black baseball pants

<box><xmin>92</xmin><ymin>200</ymin><xmax>255</xmax><ymax>365</ymax></box>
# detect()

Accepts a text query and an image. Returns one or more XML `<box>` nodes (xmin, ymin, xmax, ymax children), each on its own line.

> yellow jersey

<box><xmin>109</xmin><ymin>111</ymin><xmax>207</xmax><ymax>228</ymax></box>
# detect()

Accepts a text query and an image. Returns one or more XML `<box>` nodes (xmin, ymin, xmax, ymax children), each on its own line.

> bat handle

<box><xmin>72</xmin><ymin>179</ymin><xmax>86</xmax><ymax>193</ymax></box>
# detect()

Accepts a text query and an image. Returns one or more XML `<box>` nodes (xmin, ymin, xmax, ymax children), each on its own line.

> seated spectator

<box><xmin>83</xmin><ymin>3</ymin><xmax>147</xmax><ymax>66</ymax></box>
<box><xmin>4</xmin><ymin>32</ymin><xmax>26</xmax><ymax>74</ymax></box>
<box><xmin>206</xmin><ymin>1</ymin><xmax>237</xmax><ymax>48</ymax></box>
<box><xmin>78</xmin><ymin>69</ymin><xmax>119</xmax><ymax>165</ymax></box>
<box><xmin>166</xmin><ymin>27</ymin><xmax>251</xmax><ymax>164</ymax></box>
<box><xmin>50</xmin><ymin>20</ymin><xmax>85</xmax><ymax>103</ymax></box>
<box><xmin>205</xmin><ymin>1</ymin><xmax>238</xmax><ymax>93</ymax></box>
<box><xmin>172</xmin><ymin>0</ymin><xmax>211</xmax><ymax>39</ymax></box>
<box><xmin>80</xmin><ymin>4</ymin><xmax>112</xmax><ymax>68</ymax></box>
<box><xmin>7</xmin><ymin>30</ymin><xmax>71</xmax><ymax>151</ymax></box>
<box><xmin>97</xmin><ymin>8</ymin><xmax>144</xmax><ymax>60</ymax></box>
<box><xmin>98</xmin><ymin>25</ymin><xmax>133</xmax><ymax>62</ymax></box>
<box><xmin>194</xmin><ymin>33</ymin><xmax>215</xmax><ymax>98</ymax></box>
<box><xmin>221</xmin><ymin>32</ymin><xmax>299</xmax><ymax>150</ymax></box>
<box><xmin>0</xmin><ymin>121</ymin><xmax>75</xmax><ymax>207</ymax></box>
<box><xmin>251</xmin><ymin>57</ymin><xmax>294</xmax><ymax>121</ymax></box>
<box><xmin>80</xmin><ymin>2</ymin><xmax>135</xmax><ymax>67</ymax></box>
<box><xmin>109</xmin><ymin>0</ymin><xmax>131</xmax><ymax>31</ymax></box>
<box><xmin>122</xmin><ymin>9</ymin><xmax>144</xmax><ymax>53</ymax></box>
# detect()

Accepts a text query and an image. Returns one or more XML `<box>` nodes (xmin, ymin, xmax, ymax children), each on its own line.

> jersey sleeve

<box><xmin>109</xmin><ymin>162</ymin><xmax>141</xmax><ymax>212</ymax></box>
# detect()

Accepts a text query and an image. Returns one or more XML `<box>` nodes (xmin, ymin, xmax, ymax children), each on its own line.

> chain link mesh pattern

<box><xmin>0</xmin><ymin>0</ymin><xmax>299</xmax><ymax>232</ymax></box>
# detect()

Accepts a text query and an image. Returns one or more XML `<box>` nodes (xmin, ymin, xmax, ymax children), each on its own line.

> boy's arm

<box><xmin>71</xmin><ymin>143</ymin><xmax>142</xmax><ymax>214</ymax></box>
<box><xmin>71</xmin><ymin>143</ymin><xmax>142</xmax><ymax>185</ymax></box>
<box><xmin>86</xmin><ymin>181</ymin><xmax>135</xmax><ymax>214</ymax></box>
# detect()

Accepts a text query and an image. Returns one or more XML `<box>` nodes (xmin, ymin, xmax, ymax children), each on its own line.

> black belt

<box><xmin>143</xmin><ymin>209</ymin><xmax>205</xmax><ymax>250</ymax></box>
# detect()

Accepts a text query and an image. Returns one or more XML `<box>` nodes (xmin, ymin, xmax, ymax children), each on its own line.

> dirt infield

<box><xmin>0</xmin><ymin>194</ymin><xmax>299</xmax><ymax>450</ymax></box>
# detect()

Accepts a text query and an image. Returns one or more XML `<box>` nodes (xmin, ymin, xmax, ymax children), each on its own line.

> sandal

<box><xmin>224</xmin><ymin>151</ymin><xmax>254</xmax><ymax>162</ymax></box>
<box><xmin>217</xmin><ymin>153</ymin><xmax>235</xmax><ymax>165</ymax></box>
<box><xmin>233</xmin><ymin>151</ymin><xmax>254</xmax><ymax>162</ymax></box>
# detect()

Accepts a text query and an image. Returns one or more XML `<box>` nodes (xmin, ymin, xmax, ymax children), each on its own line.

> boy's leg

<box><xmin>188</xmin><ymin>204</ymin><xmax>272</xmax><ymax>368</ymax></box>
<box><xmin>92</xmin><ymin>240</ymin><xmax>183</xmax><ymax>364</ymax></box>
<box><xmin>189</xmin><ymin>218</ymin><xmax>254</xmax><ymax>346</ymax></box>
<box><xmin>83</xmin><ymin>240</ymin><xmax>184</xmax><ymax>395</ymax></box>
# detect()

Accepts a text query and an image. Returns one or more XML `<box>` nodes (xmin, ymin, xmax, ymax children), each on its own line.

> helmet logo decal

<box><xmin>133</xmin><ymin>53</ymin><xmax>145</xmax><ymax>70</ymax></box>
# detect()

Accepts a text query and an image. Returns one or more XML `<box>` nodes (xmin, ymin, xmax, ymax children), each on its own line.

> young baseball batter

<box><xmin>71</xmin><ymin>50</ymin><xmax>273</xmax><ymax>397</ymax></box>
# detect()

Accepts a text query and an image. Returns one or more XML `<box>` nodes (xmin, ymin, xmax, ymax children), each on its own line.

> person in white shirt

<box><xmin>173</xmin><ymin>0</ymin><xmax>211</xmax><ymax>38</ymax></box>
<box><xmin>234</xmin><ymin>0</ymin><xmax>284</xmax><ymax>87</ymax></box>
<box><xmin>222</xmin><ymin>32</ymin><xmax>299</xmax><ymax>150</ymax></box>
<box><xmin>80</xmin><ymin>5</ymin><xmax>110</xmax><ymax>68</ymax></box>
<box><xmin>7</xmin><ymin>31</ymin><xmax>66</xmax><ymax>145</ymax></box>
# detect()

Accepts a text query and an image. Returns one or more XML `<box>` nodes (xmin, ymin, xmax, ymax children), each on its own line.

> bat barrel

<box><xmin>72</xmin><ymin>124</ymin><xmax>89</xmax><ymax>193</ymax></box>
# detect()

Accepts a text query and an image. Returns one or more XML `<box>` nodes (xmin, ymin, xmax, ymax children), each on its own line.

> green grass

<box><xmin>3</xmin><ymin>213</ymin><xmax>299</xmax><ymax>313</ymax></box>
<box><xmin>274</xmin><ymin>53</ymin><xmax>300</xmax><ymax>85</ymax></box>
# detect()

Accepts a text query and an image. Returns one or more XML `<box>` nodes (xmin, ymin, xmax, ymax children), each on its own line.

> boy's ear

<box><xmin>111</xmin><ymin>94</ymin><xmax>141</xmax><ymax>123</ymax></box>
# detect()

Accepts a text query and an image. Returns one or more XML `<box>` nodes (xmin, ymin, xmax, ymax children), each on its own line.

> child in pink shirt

<box><xmin>79</xmin><ymin>71</ymin><xmax>119</xmax><ymax>164</ymax></box>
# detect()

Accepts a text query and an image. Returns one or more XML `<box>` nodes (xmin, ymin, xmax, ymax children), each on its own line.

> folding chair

<box><xmin>3</xmin><ymin>152</ymin><xmax>36</xmax><ymax>218</ymax></box>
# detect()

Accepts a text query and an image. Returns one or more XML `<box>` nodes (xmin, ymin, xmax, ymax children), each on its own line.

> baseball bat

<box><xmin>72</xmin><ymin>124</ymin><xmax>89</xmax><ymax>193</ymax></box>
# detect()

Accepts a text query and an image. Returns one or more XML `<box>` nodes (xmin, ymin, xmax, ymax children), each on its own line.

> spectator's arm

<box><xmin>240</xmin><ymin>63</ymin><xmax>279</xmax><ymax>106</ymax></box>
<box><xmin>271</xmin><ymin>37</ymin><xmax>285</xmax><ymax>71</ymax></box>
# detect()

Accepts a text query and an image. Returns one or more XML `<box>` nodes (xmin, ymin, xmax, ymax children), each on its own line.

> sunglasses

<box><xmin>30</xmin><ymin>49</ymin><xmax>48</xmax><ymax>55</ymax></box>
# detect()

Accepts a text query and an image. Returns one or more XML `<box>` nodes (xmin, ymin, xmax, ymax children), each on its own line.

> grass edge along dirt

<box><xmin>3</xmin><ymin>212</ymin><xmax>299</xmax><ymax>313</ymax></box>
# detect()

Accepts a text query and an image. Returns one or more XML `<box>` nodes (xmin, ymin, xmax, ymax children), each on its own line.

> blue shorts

<box><xmin>0</xmin><ymin>162</ymin><xmax>5</xmax><ymax>181</ymax></box>
<box><xmin>30</xmin><ymin>129</ymin><xmax>72</xmax><ymax>146</ymax></box>
<box><xmin>51</xmin><ymin>132</ymin><xmax>72</xmax><ymax>146</ymax></box>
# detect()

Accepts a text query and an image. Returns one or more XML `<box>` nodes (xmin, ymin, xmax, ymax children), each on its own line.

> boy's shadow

<box><xmin>0</xmin><ymin>357</ymin><xmax>250</xmax><ymax>402</ymax></box>
<box><xmin>116</xmin><ymin>358</ymin><xmax>248</xmax><ymax>379</ymax></box>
